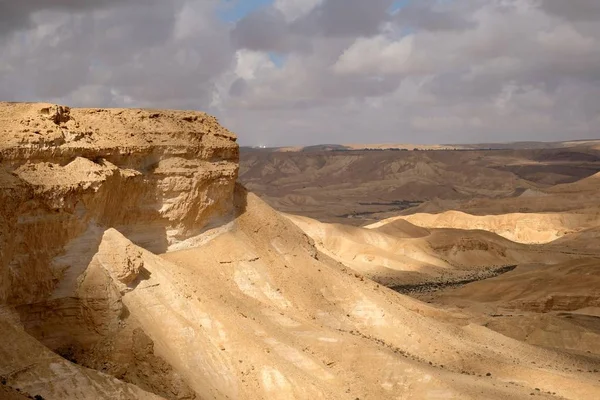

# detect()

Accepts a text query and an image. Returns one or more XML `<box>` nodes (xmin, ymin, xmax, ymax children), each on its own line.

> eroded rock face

<box><xmin>0</xmin><ymin>103</ymin><xmax>238</xmax><ymax>399</ymax></box>
<box><xmin>0</xmin><ymin>102</ymin><xmax>239</xmax><ymax>304</ymax></box>
<box><xmin>98</xmin><ymin>241</ymin><xmax>145</xmax><ymax>286</ymax></box>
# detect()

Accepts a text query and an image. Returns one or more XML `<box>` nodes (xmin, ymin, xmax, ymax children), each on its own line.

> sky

<box><xmin>0</xmin><ymin>0</ymin><xmax>599</xmax><ymax>146</ymax></box>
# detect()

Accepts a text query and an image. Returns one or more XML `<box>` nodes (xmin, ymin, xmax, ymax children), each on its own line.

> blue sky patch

<box><xmin>218</xmin><ymin>0</ymin><xmax>274</xmax><ymax>23</ymax></box>
<box><xmin>389</xmin><ymin>0</ymin><xmax>411</xmax><ymax>15</ymax></box>
<box><xmin>218</xmin><ymin>0</ymin><xmax>413</xmax><ymax>23</ymax></box>
<box><xmin>268</xmin><ymin>52</ymin><xmax>287</xmax><ymax>68</ymax></box>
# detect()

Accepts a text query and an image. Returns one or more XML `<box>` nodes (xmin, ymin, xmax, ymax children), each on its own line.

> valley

<box><xmin>240</xmin><ymin>144</ymin><xmax>600</xmax><ymax>225</ymax></box>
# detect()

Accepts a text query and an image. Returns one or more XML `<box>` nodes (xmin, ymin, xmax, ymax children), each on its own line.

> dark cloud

<box><xmin>231</xmin><ymin>8</ymin><xmax>289</xmax><ymax>52</ymax></box>
<box><xmin>296</xmin><ymin>0</ymin><xmax>394</xmax><ymax>37</ymax></box>
<box><xmin>228</xmin><ymin>78</ymin><xmax>247</xmax><ymax>97</ymax></box>
<box><xmin>540</xmin><ymin>0</ymin><xmax>600</xmax><ymax>21</ymax></box>
<box><xmin>231</xmin><ymin>0</ymin><xmax>395</xmax><ymax>53</ymax></box>
<box><xmin>0</xmin><ymin>0</ymin><xmax>128</xmax><ymax>36</ymax></box>
<box><xmin>394</xmin><ymin>1</ymin><xmax>477</xmax><ymax>31</ymax></box>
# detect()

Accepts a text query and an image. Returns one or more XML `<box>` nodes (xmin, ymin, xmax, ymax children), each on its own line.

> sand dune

<box><xmin>370</xmin><ymin>210</ymin><xmax>600</xmax><ymax>244</ymax></box>
<box><xmin>286</xmin><ymin>213</ymin><xmax>574</xmax><ymax>287</ymax></box>
<box><xmin>370</xmin><ymin>218</ymin><xmax>430</xmax><ymax>237</ymax></box>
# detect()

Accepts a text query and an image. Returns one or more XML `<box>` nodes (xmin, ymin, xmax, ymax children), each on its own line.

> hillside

<box><xmin>240</xmin><ymin>146</ymin><xmax>600</xmax><ymax>224</ymax></box>
<box><xmin>286</xmin><ymin>214</ymin><xmax>574</xmax><ymax>286</ymax></box>
<box><xmin>0</xmin><ymin>103</ymin><xmax>599</xmax><ymax>399</ymax></box>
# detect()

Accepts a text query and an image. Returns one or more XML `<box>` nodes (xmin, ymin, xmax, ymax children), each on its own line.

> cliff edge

<box><xmin>0</xmin><ymin>102</ymin><xmax>238</xmax><ymax>304</ymax></box>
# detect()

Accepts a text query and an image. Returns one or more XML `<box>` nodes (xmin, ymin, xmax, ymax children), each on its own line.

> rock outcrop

<box><xmin>0</xmin><ymin>102</ymin><xmax>238</xmax><ymax>304</ymax></box>
<box><xmin>0</xmin><ymin>102</ymin><xmax>237</xmax><ymax>399</ymax></box>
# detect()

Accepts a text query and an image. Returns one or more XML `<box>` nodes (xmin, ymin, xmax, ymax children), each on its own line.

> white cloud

<box><xmin>234</xmin><ymin>50</ymin><xmax>276</xmax><ymax>80</ymax></box>
<box><xmin>333</xmin><ymin>35</ymin><xmax>414</xmax><ymax>76</ymax></box>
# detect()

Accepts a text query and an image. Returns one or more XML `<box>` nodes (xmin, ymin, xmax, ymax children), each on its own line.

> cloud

<box><xmin>393</xmin><ymin>1</ymin><xmax>477</xmax><ymax>32</ymax></box>
<box><xmin>0</xmin><ymin>0</ymin><xmax>233</xmax><ymax>108</ymax></box>
<box><xmin>540</xmin><ymin>0</ymin><xmax>600</xmax><ymax>22</ymax></box>
<box><xmin>274</xmin><ymin>0</ymin><xmax>324</xmax><ymax>21</ymax></box>
<box><xmin>537</xmin><ymin>24</ymin><xmax>597</xmax><ymax>56</ymax></box>
<box><xmin>333</xmin><ymin>35</ymin><xmax>414</xmax><ymax>76</ymax></box>
<box><xmin>231</xmin><ymin>8</ymin><xmax>290</xmax><ymax>52</ymax></box>
<box><xmin>297</xmin><ymin>0</ymin><xmax>394</xmax><ymax>37</ymax></box>
<box><xmin>0</xmin><ymin>0</ymin><xmax>599</xmax><ymax>146</ymax></box>
<box><xmin>0</xmin><ymin>0</ymin><xmax>136</xmax><ymax>37</ymax></box>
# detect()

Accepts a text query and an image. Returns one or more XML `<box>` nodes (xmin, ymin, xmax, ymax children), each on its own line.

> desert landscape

<box><xmin>0</xmin><ymin>102</ymin><xmax>598</xmax><ymax>400</ymax></box>
<box><xmin>240</xmin><ymin>143</ymin><xmax>600</xmax><ymax>225</ymax></box>
<box><xmin>3</xmin><ymin>0</ymin><xmax>600</xmax><ymax>398</ymax></box>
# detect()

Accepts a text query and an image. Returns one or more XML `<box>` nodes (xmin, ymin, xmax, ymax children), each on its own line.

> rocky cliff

<box><xmin>0</xmin><ymin>103</ymin><xmax>237</xmax><ymax>398</ymax></box>
<box><xmin>0</xmin><ymin>102</ymin><xmax>238</xmax><ymax>305</ymax></box>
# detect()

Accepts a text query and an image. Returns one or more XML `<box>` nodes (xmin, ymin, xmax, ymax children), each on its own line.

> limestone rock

<box><xmin>0</xmin><ymin>102</ymin><xmax>238</xmax><ymax>304</ymax></box>
<box><xmin>97</xmin><ymin>234</ymin><xmax>145</xmax><ymax>286</ymax></box>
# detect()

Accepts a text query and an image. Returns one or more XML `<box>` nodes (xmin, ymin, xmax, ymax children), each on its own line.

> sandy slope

<box><xmin>72</xmin><ymin>186</ymin><xmax>597</xmax><ymax>400</ymax></box>
<box><xmin>424</xmin><ymin>258</ymin><xmax>600</xmax><ymax>359</ymax></box>
<box><xmin>286</xmin><ymin>214</ymin><xmax>575</xmax><ymax>287</ymax></box>
<box><xmin>0</xmin><ymin>308</ymin><xmax>161</xmax><ymax>400</ymax></box>
<box><xmin>369</xmin><ymin>210</ymin><xmax>600</xmax><ymax>244</ymax></box>
<box><xmin>549</xmin><ymin>172</ymin><xmax>600</xmax><ymax>193</ymax></box>
<box><xmin>436</xmin><ymin>258</ymin><xmax>600</xmax><ymax>312</ymax></box>
<box><xmin>550</xmin><ymin>227</ymin><xmax>600</xmax><ymax>255</ymax></box>
<box><xmin>404</xmin><ymin>167</ymin><xmax>600</xmax><ymax>218</ymax></box>
<box><xmin>371</xmin><ymin>218</ymin><xmax>431</xmax><ymax>238</ymax></box>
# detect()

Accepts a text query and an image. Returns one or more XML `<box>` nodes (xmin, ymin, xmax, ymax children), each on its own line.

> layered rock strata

<box><xmin>0</xmin><ymin>103</ymin><xmax>237</xmax><ymax>399</ymax></box>
<box><xmin>0</xmin><ymin>102</ymin><xmax>238</xmax><ymax>304</ymax></box>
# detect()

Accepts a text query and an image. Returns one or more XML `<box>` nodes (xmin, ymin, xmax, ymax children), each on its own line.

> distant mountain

<box><xmin>240</xmin><ymin>143</ymin><xmax>600</xmax><ymax>225</ymax></box>
<box><xmin>241</xmin><ymin>139</ymin><xmax>600</xmax><ymax>153</ymax></box>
